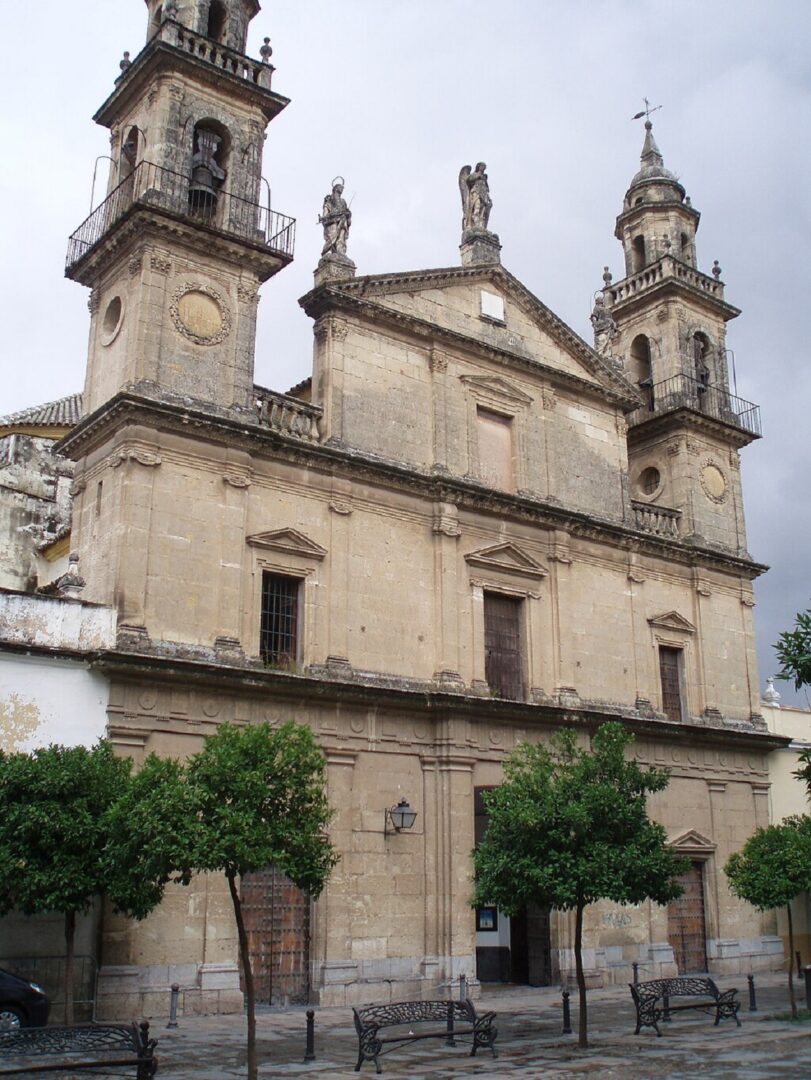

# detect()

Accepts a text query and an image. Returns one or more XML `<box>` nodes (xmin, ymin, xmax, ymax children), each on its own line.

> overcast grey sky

<box><xmin>2</xmin><ymin>1</ymin><xmax>809</xmax><ymax>706</ymax></box>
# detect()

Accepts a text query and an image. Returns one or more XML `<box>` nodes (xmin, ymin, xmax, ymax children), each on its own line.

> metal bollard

<box><xmin>167</xmin><ymin>983</ymin><xmax>179</xmax><ymax>1029</ymax></box>
<box><xmin>796</xmin><ymin>951</ymin><xmax>803</xmax><ymax>978</ymax></box>
<box><xmin>304</xmin><ymin>1009</ymin><xmax>315</xmax><ymax>1062</ymax></box>
<box><xmin>662</xmin><ymin>993</ymin><xmax>671</xmax><ymax>1022</ymax></box>
<box><xmin>459</xmin><ymin>973</ymin><xmax>467</xmax><ymax>1002</ymax></box>
<box><xmin>747</xmin><ymin>973</ymin><xmax>757</xmax><ymax>1012</ymax></box>
<box><xmin>632</xmin><ymin>962</ymin><xmax>639</xmax><ymax>986</ymax></box>
<box><xmin>445</xmin><ymin>1001</ymin><xmax>456</xmax><ymax>1047</ymax></box>
<box><xmin>805</xmin><ymin>965</ymin><xmax>811</xmax><ymax>1013</ymax></box>
<box><xmin>561</xmin><ymin>990</ymin><xmax>572</xmax><ymax>1035</ymax></box>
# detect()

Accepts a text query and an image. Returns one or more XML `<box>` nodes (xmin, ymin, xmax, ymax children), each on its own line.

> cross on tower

<box><xmin>631</xmin><ymin>97</ymin><xmax>662</xmax><ymax>122</ymax></box>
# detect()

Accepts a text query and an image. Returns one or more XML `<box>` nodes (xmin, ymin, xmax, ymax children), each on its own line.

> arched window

<box><xmin>680</xmin><ymin>232</ymin><xmax>694</xmax><ymax>266</ymax></box>
<box><xmin>207</xmin><ymin>0</ymin><xmax>227</xmax><ymax>41</ymax></box>
<box><xmin>631</xmin><ymin>235</ymin><xmax>646</xmax><ymax>273</ymax></box>
<box><xmin>189</xmin><ymin>120</ymin><xmax>229</xmax><ymax>221</ymax></box>
<box><xmin>148</xmin><ymin>4</ymin><xmax>163</xmax><ymax>38</ymax></box>
<box><xmin>692</xmin><ymin>332</ymin><xmax>712</xmax><ymax>392</ymax></box>
<box><xmin>630</xmin><ymin>334</ymin><xmax>654</xmax><ymax>410</ymax></box>
<box><xmin>121</xmin><ymin>126</ymin><xmax>140</xmax><ymax>175</ymax></box>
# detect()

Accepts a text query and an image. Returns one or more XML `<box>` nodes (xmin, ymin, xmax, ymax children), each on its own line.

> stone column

<box><xmin>325</xmin><ymin>480</ymin><xmax>353</xmax><ymax>668</ymax></box>
<box><xmin>432</xmin><ymin>503</ymin><xmax>463</xmax><ymax>686</ymax></box>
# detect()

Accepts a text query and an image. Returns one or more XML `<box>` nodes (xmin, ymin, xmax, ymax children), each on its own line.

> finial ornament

<box><xmin>260</xmin><ymin>37</ymin><xmax>273</xmax><ymax>63</ymax></box>
<box><xmin>631</xmin><ymin>97</ymin><xmax>662</xmax><ymax>123</ymax></box>
<box><xmin>762</xmin><ymin>676</ymin><xmax>781</xmax><ymax>707</ymax></box>
<box><xmin>712</xmin><ymin>260</ymin><xmax>722</xmax><ymax>279</ymax></box>
<box><xmin>602</xmin><ymin>266</ymin><xmax>613</xmax><ymax>286</ymax></box>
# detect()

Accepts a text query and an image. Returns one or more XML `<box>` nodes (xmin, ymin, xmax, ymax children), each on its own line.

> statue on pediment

<box><xmin>319</xmin><ymin>177</ymin><xmax>352</xmax><ymax>257</ymax></box>
<box><xmin>459</xmin><ymin>163</ymin><xmax>492</xmax><ymax>233</ymax></box>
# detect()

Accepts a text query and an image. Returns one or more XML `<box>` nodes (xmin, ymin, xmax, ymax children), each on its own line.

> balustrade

<box><xmin>254</xmin><ymin>388</ymin><xmax>322</xmax><ymax>442</ymax></box>
<box><xmin>632</xmin><ymin>501</ymin><xmax>681</xmax><ymax>538</ymax></box>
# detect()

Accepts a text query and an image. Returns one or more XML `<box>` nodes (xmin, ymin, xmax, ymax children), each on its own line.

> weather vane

<box><xmin>631</xmin><ymin>97</ymin><xmax>662</xmax><ymax>122</ymax></box>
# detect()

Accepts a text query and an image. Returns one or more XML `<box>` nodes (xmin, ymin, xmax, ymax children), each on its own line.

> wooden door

<box><xmin>659</xmin><ymin>646</ymin><xmax>684</xmax><ymax>722</ymax></box>
<box><xmin>484</xmin><ymin>592</ymin><xmax>523</xmax><ymax>700</ymax></box>
<box><xmin>667</xmin><ymin>861</ymin><xmax>708</xmax><ymax>974</ymax></box>
<box><xmin>240</xmin><ymin>866</ymin><xmax>310</xmax><ymax>1004</ymax></box>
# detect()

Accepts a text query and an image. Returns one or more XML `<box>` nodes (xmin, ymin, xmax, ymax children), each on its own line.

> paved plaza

<box><xmin>148</xmin><ymin>974</ymin><xmax>811</xmax><ymax>1079</ymax></box>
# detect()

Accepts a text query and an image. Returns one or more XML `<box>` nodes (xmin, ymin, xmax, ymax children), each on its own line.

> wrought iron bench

<box><xmin>352</xmin><ymin>998</ymin><xmax>497</xmax><ymax>1073</ymax></box>
<box><xmin>630</xmin><ymin>976</ymin><xmax>740</xmax><ymax>1036</ymax></box>
<box><xmin>0</xmin><ymin>1021</ymin><xmax>157</xmax><ymax>1077</ymax></box>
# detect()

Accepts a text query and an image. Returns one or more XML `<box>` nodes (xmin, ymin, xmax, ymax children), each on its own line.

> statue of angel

<box><xmin>318</xmin><ymin>178</ymin><xmax>352</xmax><ymax>257</ymax></box>
<box><xmin>459</xmin><ymin>163</ymin><xmax>492</xmax><ymax>232</ymax></box>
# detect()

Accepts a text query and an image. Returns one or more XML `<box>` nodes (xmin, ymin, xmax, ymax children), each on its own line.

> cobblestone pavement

<box><xmin>83</xmin><ymin>975</ymin><xmax>811</xmax><ymax>1079</ymax></box>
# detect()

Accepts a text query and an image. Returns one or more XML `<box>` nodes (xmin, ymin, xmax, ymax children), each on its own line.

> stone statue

<box><xmin>319</xmin><ymin>178</ymin><xmax>352</xmax><ymax>258</ymax></box>
<box><xmin>459</xmin><ymin>163</ymin><xmax>492</xmax><ymax>233</ymax></box>
<box><xmin>590</xmin><ymin>293</ymin><xmax>618</xmax><ymax>356</ymax></box>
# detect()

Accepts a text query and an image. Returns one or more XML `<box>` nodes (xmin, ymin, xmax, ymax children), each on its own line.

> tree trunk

<box><xmin>64</xmin><ymin>909</ymin><xmax>76</xmax><ymax>1026</ymax></box>
<box><xmin>787</xmin><ymin>902</ymin><xmax>798</xmax><ymax>1019</ymax></box>
<box><xmin>228</xmin><ymin>872</ymin><xmax>257</xmax><ymax>1080</ymax></box>
<box><xmin>574</xmin><ymin>902</ymin><xmax>588</xmax><ymax>1048</ymax></box>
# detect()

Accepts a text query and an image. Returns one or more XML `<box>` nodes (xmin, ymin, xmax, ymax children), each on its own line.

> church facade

<box><xmin>1</xmin><ymin>0</ymin><xmax>788</xmax><ymax>1017</ymax></box>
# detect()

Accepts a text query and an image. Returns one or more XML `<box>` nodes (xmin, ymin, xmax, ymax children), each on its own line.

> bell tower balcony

<box><xmin>65</xmin><ymin>159</ymin><xmax>295</xmax><ymax>282</ymax></box>
<box><xmin>627</xmin><ymin>371</ymin><xmax>761</xmax><ymax>441</ymax></box>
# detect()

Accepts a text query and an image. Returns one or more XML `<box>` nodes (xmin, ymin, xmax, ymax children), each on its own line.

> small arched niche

<box><xmin>691</xmin><ymin>331</ymin><xmax>712</xmax><ymax>390</ymax></box>
<box><xmin>630</xmin><ymin>334</ymin><xmax>654</xmax><ymax>403</ymax></box>
<box><xmin>148</xmin><ymin>3</ymin><xmax>163</xmax><ymax>39</ymax></box>
<box><xmin>631</xmin><ymin>234</ymin><xmax>646</xmax><ymax>273</ymax></box>
<box><xmin>120</xmin><ymin>125</ymin><xmax>141</xmax><ymax>175</ymax></box>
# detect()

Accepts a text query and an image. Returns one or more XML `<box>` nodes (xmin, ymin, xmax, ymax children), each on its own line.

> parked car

<box><xmin>0</xmin><ymin>969</ymin><xmax>50</xmax><ymax>1029</ymax></box>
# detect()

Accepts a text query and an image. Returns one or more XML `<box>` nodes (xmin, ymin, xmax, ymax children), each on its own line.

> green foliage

<box><xmin>186</xmin><ymin>721</ymin><xmax>338</xmax><ymax>894</ymax></box>
<box><xmin>104</xmin><ymin>754</ymin><xmax>196</xmax><ymax>920</ymax></box>
<box><xmin>0</xmin><ymin>742</ymin><xmax>131</xmax><ymax>918</ymax></box>
<box><xmin>775</xmin><ymin>609</ymin><xmax>811</xmax><ymax>691</ymax></box>
<box><xmin>472</xmin><ymin>722</ymin><xmax>688</xmax><ymax>914</ymax></box>
<box><xmin>724</xmin><ymin>817</ymin><xmax>811</xmax><ymax>913</ymax></box>
<box><xmin>794</xmin><ymin>750</ymin><xmax>811</xmax><ymax>801</ymax></box>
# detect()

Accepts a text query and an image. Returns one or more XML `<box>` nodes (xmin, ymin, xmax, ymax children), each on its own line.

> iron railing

<box><xmin>66</xmin><ymin>160</ymin><xmax>295</xmax><ymax>271</ymax></box>
<box><xmin>628</xmin><ymin>372</ymin><xmax>761</xmax><ymax>437</ymax></box>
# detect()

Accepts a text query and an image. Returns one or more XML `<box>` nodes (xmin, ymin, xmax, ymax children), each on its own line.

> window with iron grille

<box><xmin>260</xmin><ymin>573</ymin><xmax>300</xmax><ymax>666</ymax></box>
<box><xmin>483</xmin><ymin>591</ymin><xmax>524</xmax><ymax>700</ymax></box>
<box><xmin>659</xmin><ymin>645</ymin><xmax>684</xmax><ymax>721</ymax></box>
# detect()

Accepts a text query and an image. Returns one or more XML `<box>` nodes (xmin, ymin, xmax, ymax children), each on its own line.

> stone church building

<box><xmin>0</xmin><ymin>0</ymin><xmax>788</xmax><ymax>1016</ymax></box>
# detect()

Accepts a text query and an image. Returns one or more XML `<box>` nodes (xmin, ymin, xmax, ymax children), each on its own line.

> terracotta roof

<box><xmin>0</xmin><ymin>393</ymin><xmax>83</xmax><ymax>429</ymax></box>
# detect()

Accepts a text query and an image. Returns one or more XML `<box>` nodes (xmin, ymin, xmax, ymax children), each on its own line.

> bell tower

<box><xmin>602</xmin><ymin>119</ymin><xmax>761</xmax><ymax>556</ymax></box>
<box><xmin>67</xmin><ymin>0</ymin><xmax>294</xmax><ymax>416</ymax></box>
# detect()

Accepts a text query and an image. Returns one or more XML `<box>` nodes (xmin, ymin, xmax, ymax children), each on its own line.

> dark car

<box><xmin>0</xmin><ymin>969</ymin><xmax>50</xmax><ymax>1029</ymax></box>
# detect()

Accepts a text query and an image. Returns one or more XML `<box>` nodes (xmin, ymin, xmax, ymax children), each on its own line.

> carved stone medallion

<box><xmin>700</xmin><ymin>460</ymin><xmax>727</xmax><ymax>503</ymax></box>
<box><xmin>170</xmin><ymin>283</ymin><xmax>232</xmax><ymax>346</ymax></box>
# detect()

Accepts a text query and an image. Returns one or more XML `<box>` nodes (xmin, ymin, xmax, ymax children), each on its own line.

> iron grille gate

<box><xmin>667</xmin><ymin>861</ymin><xmax>708</xmax><ymax>974</ymax></box>
<box><xmin>484</xmin><ymin>592</ymin><xmax>523</xmax><ymax>700</ymax></box>
<box><xmin>240</xmin><ymin>866</ymin><xmax>310</xmax><ymax>1005</ymax></box>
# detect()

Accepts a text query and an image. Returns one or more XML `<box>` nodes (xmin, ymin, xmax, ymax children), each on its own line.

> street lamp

<box><xmin>384</xmin><ymin>798</ymin><xmax>418</xmax><ymax>836</ymax></box>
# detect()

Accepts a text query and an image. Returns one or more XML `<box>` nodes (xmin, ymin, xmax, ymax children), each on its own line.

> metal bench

<box><xmin>0</xmin><ymin>1021</ymin><xmax>157</xmax><ymax>1077</ymax></box>
<box><xmin>630</xmin><ymin>976</ymin><xmax>740</xmax><ymax>1036</ymax></box>
<box><xmin>352</xmin><ymin>998</ymin><xmax>497</xmax><ymax>1073</ymax></box>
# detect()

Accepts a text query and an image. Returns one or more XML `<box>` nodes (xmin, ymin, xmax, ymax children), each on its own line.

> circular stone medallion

<box><xmin>170</xmin><ymin>283</ymin><xmax>232</xmax><ymax>345</ymax></box>
<box><xmin>700</xmin><ymin>462</ymin><xmax>727</xmax><ymax>502</ymax></box>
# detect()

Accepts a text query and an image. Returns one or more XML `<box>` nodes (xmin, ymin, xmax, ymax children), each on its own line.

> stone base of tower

<box><xmin>95</xmin><ymin>962</ymin><xmax>243</xmax><ymax>1021</ymax></box>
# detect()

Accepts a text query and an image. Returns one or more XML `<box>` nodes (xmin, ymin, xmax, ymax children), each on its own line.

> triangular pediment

<box><xmin>648</xmin><ymin>611</ymin><xmax>697</xmax><ymax>634</ymax></box>
<box><xmin>668</xmin><ymin>829</ymin><xmax>716</xmax><ymax>854</ymax></box>
<box><xmin>246</xmin><ymin>528</ymin><xmax>327</xmax><ymax>560</ymax></box>
<box><xmin>460</xmin><ymin>375</ymin><xmax>534</xmax><ymax>406</ymax></box>
<box><xmin>302</xmin><ymin>265</ymin><xmax>640</xmax><ymax>410</ymax></box>
<box><xmin>465</xmin><ymin>542</ymin><xmax>548</xmax><ymax>578</ymax></box>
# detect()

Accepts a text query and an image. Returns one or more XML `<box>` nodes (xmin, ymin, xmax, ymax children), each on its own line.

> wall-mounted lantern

<box><xmin>384</xmin><ymin>798</ymin><xmax>418</xmax><ymax>836</ymax></box>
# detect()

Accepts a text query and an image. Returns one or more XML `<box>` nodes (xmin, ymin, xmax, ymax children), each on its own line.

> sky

<box><xmin>2</xmin><ymin>0</ymin><xmax>810</xmax><ymax>706</ymax></box>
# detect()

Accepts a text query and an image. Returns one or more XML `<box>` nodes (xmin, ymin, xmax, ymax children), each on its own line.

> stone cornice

<box><xmin>66</xmin><ymin>204</ymin><xmax>288</xmax><ymax>288</ymax></box>
<box><xmin>300</xmin><ymin>265</ymin><xmax>641</xmax><ymax>411</ymax></box>
<box><xmin>56</xmin><ymin>390</ymin><xmax>767</xmax><ymax>580</ymax></box>
<box><xmin>94</xmin><ymin>38</ymin><xmax>289</xmax><ymax>128</ymax></box>
<box><xmin>90</xmin><ymin>644</ymin><xmax>789</xmax><ymax>754</ymax></box>
<box><xmin>627</xmin><ymin>405</ymin><xmax>758</xmax><ymax>449</ymax></box>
